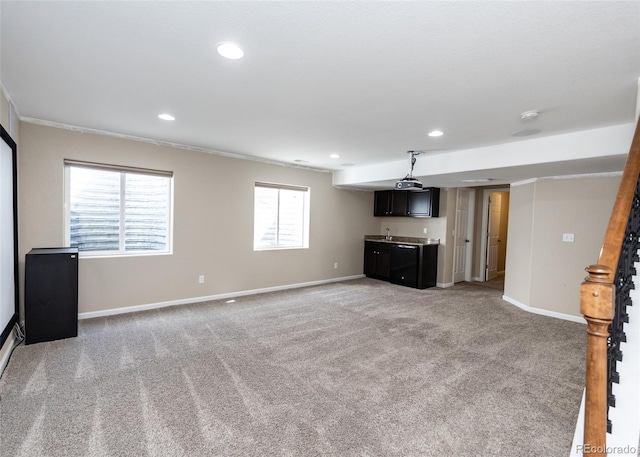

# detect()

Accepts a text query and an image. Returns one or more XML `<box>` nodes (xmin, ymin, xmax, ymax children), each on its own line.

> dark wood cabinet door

<box><xmin>374</xmin><ymin>190</ymin><xmax>408</xmax><ymax>216</ymax></box>
<box><xmin>374</xmin><ymin>191</ymin><xmax>391</xmax><ymax>216</ymax></box>
<box><xmin>418</xmin><ymin>244</ymin><xmax>438</xmax><ymax>289</ymax></box>
<box><xmin>364</xmin><ymin>241</ymin><xmax>377</xmax><ymax>275</ymax></box>
<box><xmin>390</xmin><ymin>191</ymin><xmax>408</xmax><ymax>215</ymax></box>
<box><xmin>375</xmin><ymin>245</ymin><xmax>391</xmax><ymax>279</ymax></box>
<box><xmin>364</xmin><ymin>241</ymin><xmax>391</xmax><ymax>279</ymax></box>
<box><xmin>407</xmin><ymin>188</ymin><xmax>440</xmax><ymax>217</ymax></box>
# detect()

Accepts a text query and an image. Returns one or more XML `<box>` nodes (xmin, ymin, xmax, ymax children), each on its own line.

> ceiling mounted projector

<box><xmin>395</xmin><ymin>151</ymin><xmax>423</xmax><ymax>190</ymax></box>
<box><xmin>396</xmin><ymin>179</ymin><xmax>422</xmax><ymax>190</ymax></box>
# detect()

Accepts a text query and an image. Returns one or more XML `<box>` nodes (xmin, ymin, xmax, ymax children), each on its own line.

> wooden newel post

<box><xmin>580</xmin><ymin>264</ymin><xmax>615</xmax><ymax>456</ymax></box>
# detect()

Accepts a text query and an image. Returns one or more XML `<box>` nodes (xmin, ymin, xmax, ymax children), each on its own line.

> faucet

<box><xmin>385</xmin><ymin>227</ymin><xmax>391</xmax><ymax>241</ymax></box>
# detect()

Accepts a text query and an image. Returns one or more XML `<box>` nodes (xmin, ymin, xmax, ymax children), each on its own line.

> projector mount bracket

<box><xmin>403</xmin><ymin>150</ymin><xmax>421</xmax><ymax>181</ymax></box>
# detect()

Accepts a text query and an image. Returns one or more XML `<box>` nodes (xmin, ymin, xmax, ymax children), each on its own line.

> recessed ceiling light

<box><xmin>217</xmin><ymin>42</ymin><xmax>244</xmax><ymax>60</ymax></box>
<box><xmin>158</xmin><ymin>113</ymin><xmax>175</xmax><ymax>121</ymax></box>
<box><xmin>512</xmin><ymin>128</ymin><xmax>541</xmax><ymax>137</ymax></box>
<box><xmin>462</xmin><ymin>178</ymin><xmax>493</xmax><ymax>183</ymax></box>
<box><xmin>329</xmin><ymin>153</ymin><xmax>341</xmax><ymax>159</ymax></box>
<box><xmin>428</xmin><ymin>130</ymin><xmax>444</xmax><ymax>137</ymax></box>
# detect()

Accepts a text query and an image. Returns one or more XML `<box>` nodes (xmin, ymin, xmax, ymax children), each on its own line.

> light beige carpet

<box><xmin>0</xmin><ymin>279</ymin><xmax>585</xmax><ymax>456</ymax></box>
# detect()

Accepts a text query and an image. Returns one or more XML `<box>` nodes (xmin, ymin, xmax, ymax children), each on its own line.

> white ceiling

<box><xmin>1</xmin><ymin>1</ymin><xmax>639</xmax><ymax>189</ymax></box>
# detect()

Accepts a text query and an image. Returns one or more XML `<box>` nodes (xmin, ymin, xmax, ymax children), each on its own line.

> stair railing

<box><xmin>581</xmin><ymin>116</ymin><xmax>640</xmax><ymax>456</ymax></box>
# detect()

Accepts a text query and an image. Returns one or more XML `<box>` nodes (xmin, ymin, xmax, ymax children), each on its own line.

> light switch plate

<box><xmin>562</xmin><ymin>233</ymin><xmax>575</xmax><ymax>242</ymax></box>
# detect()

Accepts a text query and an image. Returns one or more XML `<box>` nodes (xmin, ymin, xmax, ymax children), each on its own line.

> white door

<box><xmin>486</xmin><ymin>193</ymin><xmax>501</xmax><ymax>280</ymax></box>
<box><xmin>454</xmin><ymin>189</ymin><xmax>472</xmax><ymax>283</ymax></box>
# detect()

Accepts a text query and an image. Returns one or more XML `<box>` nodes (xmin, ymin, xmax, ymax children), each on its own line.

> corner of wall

<box><xmin>0</xmin><ymin>83</ymin><xmax>20</xmax><ymax>141</ymax></box>
<box><xmin>0</xmin><ymin>330</ymin><xmax>18</xmax><ymax>378</ymax></box>
<box><xmin>503</xmin><ymin>181</ymin><xmax>536</xmax><ymax>307</ymax></box>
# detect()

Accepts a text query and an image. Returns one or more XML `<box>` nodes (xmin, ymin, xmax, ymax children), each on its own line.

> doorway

<box><xmin>480</xmin><ymin>188</ymin><xmax>510</xmax><ymax>283</ymax></box>
<box><xmin>453</xmin><ymin>188</ymin><xmax>475</xmax><ymax>283</ymax></box>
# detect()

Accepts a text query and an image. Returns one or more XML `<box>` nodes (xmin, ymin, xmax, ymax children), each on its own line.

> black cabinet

<box><xmin>373</xmin><ymin>191</ymin><xmax>408</xmax><ymax>216</ymax></box>
<box><xmin>374</xmin><ymin>188</ymin><xmax>439</xmax><ymax>217</ymax></box>
<box><xmin>366</xmin><ymin>242</ymin><xmax>438</xmax><ymax>289</ymax></box>
<box><xmin>418</xmin><ymin>244</ymin><xmax>438</xmax><ymax>289</ymax></box>
<box><xmin>407</xmin><ymin>188</ymin><xmax>440</xmax><ymax>217</ymax></box>
<box><xmin>25</xmin><ymin>248</ymin><xmax>79</xmax><ymax>345</ymax></box>
<box><xmin>364</xmin><ymin>241</ymin><xmax>391</xmax><ymax>280</ymax></box>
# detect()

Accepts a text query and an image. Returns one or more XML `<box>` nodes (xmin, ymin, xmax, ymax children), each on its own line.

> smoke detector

<box><xmin>520</xmin><ymin>110</ymin><xmax>540</xmax><ymax>121</ymax></box>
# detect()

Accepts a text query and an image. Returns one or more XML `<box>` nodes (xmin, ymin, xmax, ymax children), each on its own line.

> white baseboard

<box><xmin>79</xmin><ymin>275</ymin><xmax>366</xmax><ymax>320</ymax></box>
<box><xmin>437</xmin><ymin>282</ymin><xmax>455</xmax><ymax>288</ymax></box>
<box><xmin>471</xmin><ymin>276</ymin><xmax>483</xmax><ymax>282</ymax></box>
<box><xmin>0</xmin><ymin>329</ymin><xmax>18</xmax><ymax>378</ymax></box>
<box><xmin>502</xmin><ymin>295</ymin><xmax>585</xmax><ymax>324</ymax></box>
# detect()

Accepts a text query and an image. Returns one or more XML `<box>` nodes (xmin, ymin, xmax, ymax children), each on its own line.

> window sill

<box><xmin>78</xmin><ymin>251</ymin><xmax>173</xmax><ymax>259</ymax></box>
<box><xmin>253</xmin><ymin>246</ymin><xmax>309</xmax><ymax>252</ymax></box>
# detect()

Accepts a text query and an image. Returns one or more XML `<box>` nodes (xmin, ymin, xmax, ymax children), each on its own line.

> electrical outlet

<box><xmin>423</xmin><ymin>228</ymin><xmax>428</xmax><ymax>234</ymax></box>
<box><xmin>334</xmin><ymin>262</ymin><xmax>338</xmax><ymax>269</ymax></box>
<box><xmin>562</xmin><ymin>233</ymin><xmax>575</xmax><ymax>243</ymax></box>
<box><xmin>198</xmin><ymin>275</ymin><xmax>205</xmax><ymax>284</ymax></box>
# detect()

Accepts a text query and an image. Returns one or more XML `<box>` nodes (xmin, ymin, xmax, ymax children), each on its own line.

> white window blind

<box><xmin>65</xmin><ymin>160</ymin><xmax>173</xmax><ymax>256</ymax></box>
<box><xmin>254</xmin><ymin>182</ymin><xmax>309</xmax><ymax>250</ymax></box>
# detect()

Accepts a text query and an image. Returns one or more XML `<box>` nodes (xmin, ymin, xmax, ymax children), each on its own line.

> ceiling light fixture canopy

<box><xmin>158</xmin><ymin>113</ymin><xmax>175</xmax><ymax>121</ymax></box>
<box><xmin>217</xmin><ymin>42</ymin><xmax>244</xmax><ymax>60</ymax></box>
<box><xmin>428</xmin><ymin>130</ymin><xmax>444</xmax><ymax>137</ymax></box>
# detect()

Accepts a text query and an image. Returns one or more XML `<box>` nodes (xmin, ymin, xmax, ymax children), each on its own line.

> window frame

<box><xmin>253</xmin><ymin>181</ymin><xmax>310</xmax><ymax>251</ymax></box>
<box><xmin>64</xmin><ymin>160</ymin><xmax>174</xmax><ymax>258</ymax></box>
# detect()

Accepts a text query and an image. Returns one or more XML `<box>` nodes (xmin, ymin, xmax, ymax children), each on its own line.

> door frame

<box><xmin>453</xmin><ymin>188</ymin><xmax>475</xmax><ymax>283</ymax></box>
<box><xmin>479</xmin><ymin>187</ymin><xmax>509</xmax><ymax>282</ymax></box>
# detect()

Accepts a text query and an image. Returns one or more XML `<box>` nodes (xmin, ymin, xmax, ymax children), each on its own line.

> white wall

<box><xmin>504</xmin><ymin>182</ymin><xmax>535</xmax><ymax>307</ymax></box>
<box><xmin>18</xmin><ymin>122</ymin><xmax>379</xmax><ymax>316</ymax></box>
<box><xmin>505</xmin><ymin>175</ymin><xmax>621</xmax><ymax>318</ymax></box>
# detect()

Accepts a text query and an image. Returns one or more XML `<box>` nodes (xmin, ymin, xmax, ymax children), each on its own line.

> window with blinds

<box><xmin>254</xmin><ymin>182</ymin><xmax>309</xmax><ymax>250</ymax></box>
<box><xmin>65</xmin><ymin>161</ymin><xmax>173</xmax><ymax>256</ymax></box>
